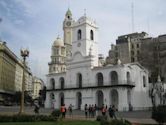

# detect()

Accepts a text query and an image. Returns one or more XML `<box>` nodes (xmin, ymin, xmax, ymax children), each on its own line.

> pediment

<box><xmin>72</xmin><ymin>51</ymin><xmax>84</xmax><ymax>62</ymax></box>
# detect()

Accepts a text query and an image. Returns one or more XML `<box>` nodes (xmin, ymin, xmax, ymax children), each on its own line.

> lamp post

<box><xmin>19</xmin><ymin>48</ymin><xmax>29</xmax><ymax>114</ymax></box>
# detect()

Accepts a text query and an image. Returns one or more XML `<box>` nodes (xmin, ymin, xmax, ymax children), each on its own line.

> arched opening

<box><xmin>90</xmin><ymin>30</ymin><xmax>94</xmax><ymax>40</ymax></box>
<box><xmin>127</xmin><ymin>89</ymin><xmax>132</xmax><ymax>110</ymax></box>
<box><xmin>110</xmin><ymin>71</ymin><xmax>118</xmax><ymax>85</ymax></box>
<box><xmin>96</xmin><ymin>90</ymin><xmax>104</xmax><ymax>109</ymax></box>
<box><xmin>77</xmin><ymin>29</ymin><xmax>82</xmax><ymax>40</ymax></box>
<box><xmin>59</xmin><ymin>77</ymin><xmax>65</xmax><ymax>89</ymax></box>
<box><xmin>143</xmin><ymin>76</ymin><xmax>146</xmax><ymax>87</ymax></box>
<box><xmin>96</xmin><ymin>72</ymin><xmax>104</xmax><ymax>86</ymax></box>
<box><xmin>77</xmin><ymin>73</ymin><xmax>82</xmax><ymax>88</ymax></box>
<box><xmin>110</xmin><ymin>89</ymin><xmax>119</xmax><ymax>110</ymax></box>
<box><xmin>59</xmin><ymin>92</ymin><xmax>64</xmax><ymax>107</ymax></box>
<box><xmin>50</xmin><ymin>78</ymin><xmax>55</xmax><ymax>89</ymax></box>
<box><xmin>76</xmin><ymin>92</ymin><xmax>82</xmax><ymax>110</ymax></box>
<box><xmin>127</xmin><ymin>72</ymin><xmax>131</xmax><ymax>84</ymax></box>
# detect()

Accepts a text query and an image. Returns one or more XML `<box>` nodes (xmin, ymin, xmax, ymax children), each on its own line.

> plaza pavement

<box><xmin>0</xmin><ymin>106</ymin><xmax>158</xmax><ymax>124</ymax></box>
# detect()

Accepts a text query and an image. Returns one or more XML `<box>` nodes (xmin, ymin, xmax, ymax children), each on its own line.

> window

<box><xmin>110</xmin><ymin>71</ymin><xmax>118</xmax><ymax>85</ymax></box>
<box><xmin>50</xmin><ymin>78</ymin><xmax>55</xmax><ymax>89</ymax></box>
<box><xmin>77</xmin><ymin>29</ymin><xmax>82</xmax><ymax>40</ymax></box>
<box><xmin>60</xmin><ymin>77</ymin><xmax>65</xmax><ymax>89</ymax></box>
<box><xmin>131</xmin><ymin>57</ymin><xmax>135</xmax><ymax>62</ymax></box>
<box><xmin>127</xmin><ymin>72</ymin><xmax>131</xmax><ymax>84</ymax></box>
<box><xmin>90</xmin><ymin>30</ymin><xmax>94</xmax><ymax>40</ymax></box>
<box><xmin>77</xmin><ymin>73</ymin><xmax>82</xmax><ymax>88</ymax></box>
<box><xmin>96</xmin><ymin>73</ymin><xmax>104</xmax><ymax>86</ymax></box>
<box><xmin>143</xmin><ymin>76</ymin><xmax>146</xmax><ymax>87</ymax></box>
<box><xmin>137</xmin><ymin>44</ymin><xmax>139</xmax><ymax>48</ymax></box>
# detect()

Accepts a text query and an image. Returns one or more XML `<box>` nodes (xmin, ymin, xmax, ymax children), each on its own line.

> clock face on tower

<box><xmin>66</xmin><ymin>21</ymin><xmax>71</xmax><ymax>26</ymax></box>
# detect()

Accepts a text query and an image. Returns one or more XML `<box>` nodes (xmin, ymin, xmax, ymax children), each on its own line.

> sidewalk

<box><xmin>64</xmin><ymin>114</ymin><xmax>158</xmax><ymax>125</ymax></box>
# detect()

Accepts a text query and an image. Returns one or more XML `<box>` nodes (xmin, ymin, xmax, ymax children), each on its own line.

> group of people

<box><xmin>84</xmin><ymin>104</ymin><xmax>97</xmax><ymax>118</ymax></box>
<box><xmin>33</xmin><ymin>102</ymin><xmax>117</xmax><ymax>119</ymax></box>
<box><xmin>85</xmin><ymin>104</ymin><xmax>117</xmax><ymax>119</ymax></box>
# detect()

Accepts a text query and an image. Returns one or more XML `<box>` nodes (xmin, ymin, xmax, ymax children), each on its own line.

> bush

<box><xmin>152</xmin><ymin>105</ymin><xmax>166</xmax><ymax>124</ymax></box>
<box><xmin>0</xmin><ymin>114</ymin><xmax>57</xmax><ymax>122</ymax></box>
<box><xmin>96</xmin><ymin>115</ymin><xmax>107</xmax><ymax>121</ymax></box>
<box><xmin>51</xmin><ymin>109</ymin><xmax>61</xmax><ymax>118</ymax></box>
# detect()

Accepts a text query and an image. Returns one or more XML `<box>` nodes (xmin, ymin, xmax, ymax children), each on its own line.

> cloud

<box><xmin>0</xmin><ymin>0</ymin><xmax>166</xmax><ymax>83</ymax></box>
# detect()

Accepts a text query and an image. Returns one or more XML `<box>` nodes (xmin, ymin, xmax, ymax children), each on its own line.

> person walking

<box><xmin>94</xmin><ymin>104</ymin><xmax>97</xmax><ymax>116</ymax></box>
<box><xmin>88</xmin><ymin>104</ymin><xmax>92</xmax><ymax>118</ymax></box>
<box><xmin>101</xmin><ymin>104</ymin><xmax>106</xmax><ymax>116</ymax></box>
<box><xmin>68</xmin><ymin>104</ymin><xmax>73</xmax><ymax>117</ymax></box>
<box><xmin>108</xmin><ymin>105</ymin><xmax>113</xmax><ymax>119</ymax></box>
<box><xmin>91</xmin><ymin>104</ymin><xmax>95</xmax><ymax>118</ymax></box>
<box><xmin>112</xmin><ymin>105</ymin><xmax>117</xmax><ymax>119</ymax></box>
<box><xmin>61</xmin><ymin>104</ymin><xmax>66</xmax><ymax>118</ymax></box>
<box><xmin>84</xmin><ymin>104</ymin><xmax>88</xmax><ymax>118</ymax></box>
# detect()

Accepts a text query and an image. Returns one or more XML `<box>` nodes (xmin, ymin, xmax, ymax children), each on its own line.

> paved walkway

<box><xmin>0</xmin><ymin>106</ymin><xmax>159</xmax><ymax>124</ymax></box>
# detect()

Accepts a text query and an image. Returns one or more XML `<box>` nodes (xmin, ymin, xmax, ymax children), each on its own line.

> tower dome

<box><xmin>53</xmin><ymin>36</ymin><xmax>64</xmax><ymax>47</ymax></box>
<box><xmin>65</xmin><ymin>8</ymin><xmax>72</xmax><ymax>18</ymax></box>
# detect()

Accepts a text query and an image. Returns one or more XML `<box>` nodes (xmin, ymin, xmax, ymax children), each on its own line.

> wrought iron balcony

<box><xmin>47</xmin><ymin>80</ymin><xmax>135</xmax><ymax>91</ymax></box>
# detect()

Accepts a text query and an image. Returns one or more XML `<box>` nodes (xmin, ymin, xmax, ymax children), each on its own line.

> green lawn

<box><xmin>0</xmin><ymin>121</ymin><xmax>100</xmax><ymax>125</ymax></box>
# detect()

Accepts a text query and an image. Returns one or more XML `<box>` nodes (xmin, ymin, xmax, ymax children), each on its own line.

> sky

<box><xmin>0</xmin><ymin>0</ymin><xmax>166</xmax><ymax>83</ymax></box>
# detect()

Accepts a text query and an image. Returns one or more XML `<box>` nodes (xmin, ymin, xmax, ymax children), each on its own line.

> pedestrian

<box><xmin>108</xmin><ymin>105</ymin><xmax>113</xmax><ymax>119</ymax></box>
<box><xmin>91</xmin><ymin>104</ymin><xmax>95</xmax><ymax>118</ymax></box>
<box><xmin>112</xmin><ymin>105</ymin><xmax>117</xmax><ymax>119</ymax></box>
<box><xmin>94</xmin><ymin>104</ymin><xmax>97</xmax><ymax>116</ymax></box>
<box><xmin>68</xmin><ymin>104</ymin><xmax>73</xmax><ymax>117</ymax></box>
<box><xmin>129</xmin><ymin>103</ymin><xmax>133</xmax><ymax>111</ymax></box>
<box><xmin>88</xmin><ymin>104</ymin><xmax>92</xmax><ymax>118</ymax></box>
<box><xmin>101</xmin><ymin>104</ymin><xmax>106</xmax><ymax>116</ymax></box>
<box><xmin>84</xmin><ymin>104</ymin><xmax>88</xmax><ymax>118</ymax></box>
<box><xmin>34</xmin><ymin>104</ymin><xmax>40</xmax><ymax>114</ymax></box>
<box><xmin>61</xmin><ymin>104</ymin><xmax>66</xmax><ymax>118</ymax></box>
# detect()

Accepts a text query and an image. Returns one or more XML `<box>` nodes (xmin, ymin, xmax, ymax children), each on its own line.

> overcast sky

<box><xmin>0</xmin><ymin>0</ymin><xmax>166</xmax><ymax>82</ymax></box>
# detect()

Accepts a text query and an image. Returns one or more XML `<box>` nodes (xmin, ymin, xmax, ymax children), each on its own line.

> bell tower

<box><xmin>71</xmin><ymin>15</ymin><xmax>99</xmax><ymax>66</ymax></box>
<box><xmin>63</xmin><ymin>8</ymin><xmax>74</xmax><ymax>57</ymax></box>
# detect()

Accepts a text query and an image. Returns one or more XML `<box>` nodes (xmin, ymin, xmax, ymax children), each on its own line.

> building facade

<box><xmin>32</xmin><ymin>76</ymin><xmax>43</xmax><ymax>99</ymax></box>
<box><xmin>140</xmin><ymin>35</ymin><xmax>166</xmax><ymax>82</ymax></box>
<box><xmin>45</xmin><ymin>10</ymin><xmax>152</xmax><ymax>111</ymax></box>
<box><xmin>0</xmin><ymin>41</ymin><xmax>17</xmax><ymax>101</ymax></box>
<box><xmin>0</xmin><ymin>41</ymin><xmax>33</xmax><ymax>102</ymax></box>
<box><xmin>106</xmin><ymin>32</ymin><xmax>148</xmax><ymax>64</ymax></box>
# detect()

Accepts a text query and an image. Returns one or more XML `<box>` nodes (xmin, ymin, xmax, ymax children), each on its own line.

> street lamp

<box><xmin>19</xmin><ymin>48</ymin><xmax>29</xmax><ymax>114</ymax></box>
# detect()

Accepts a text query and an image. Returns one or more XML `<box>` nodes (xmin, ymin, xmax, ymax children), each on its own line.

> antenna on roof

<box><xmin>131</xmin><ymin>0</ymin><xmax>135</xmax><ymax>33</ymax></box>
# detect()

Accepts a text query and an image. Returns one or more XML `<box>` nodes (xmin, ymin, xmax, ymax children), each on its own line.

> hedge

<box><xmin>0</xmin><ymin>115</ymin><xmax>57</xmax><ymax>122</ymax></box>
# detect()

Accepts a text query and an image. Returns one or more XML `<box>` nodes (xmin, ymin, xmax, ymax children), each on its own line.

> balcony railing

<box><xmin>48</xmin><ymin>80</ymin><xmax>135</xmax><ymax>91</ymax></box>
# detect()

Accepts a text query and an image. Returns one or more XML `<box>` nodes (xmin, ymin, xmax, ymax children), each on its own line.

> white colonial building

<box><xmin>45</xmin><ymin>9</ymin><xmax>152</xmax><ymax>111</ymax></box>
